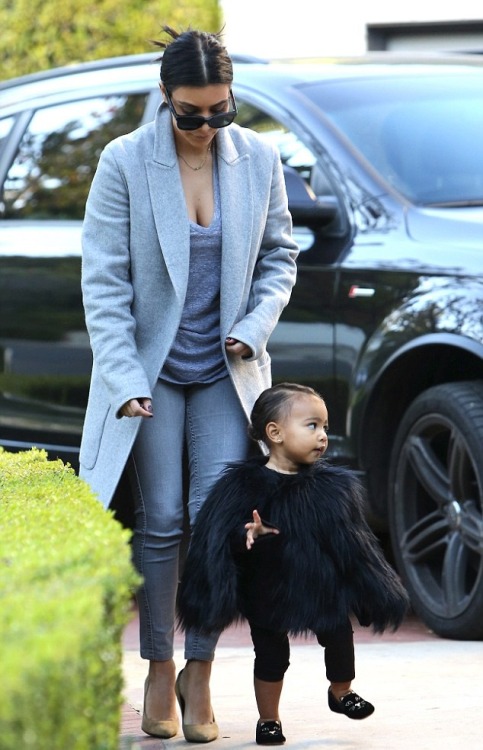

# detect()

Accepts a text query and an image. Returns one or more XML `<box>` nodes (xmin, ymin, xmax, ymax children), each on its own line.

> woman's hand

<box><xmin>119</xmin><ymin>398</ymin><xmax>153</xmax><ymax>418</ymax></box>
<box><xmin>225</xmin><ymin>337</ymin><xmax>252</xmax><ymax>358</ymax></box>
<box><xmin>245</xmin><ymin>509</ymin><xmax>279</xmax><ymax>549</ymax></box>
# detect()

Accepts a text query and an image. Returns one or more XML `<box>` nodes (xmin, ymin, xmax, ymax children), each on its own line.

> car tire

<box><xmin>388</xmin><ymin>381</ymin><xmax>483</xmax><ymax>639</ymax></box>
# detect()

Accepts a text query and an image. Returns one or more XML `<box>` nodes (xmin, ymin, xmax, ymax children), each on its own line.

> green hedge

<box><xmin>0</xmin><ymin>448</ymin><xmax>141</xmax><ymax>750</ymax></box>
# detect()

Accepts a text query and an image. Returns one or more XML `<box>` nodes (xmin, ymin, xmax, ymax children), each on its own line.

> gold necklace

<box><xmin>176</xmin><ymin>146</ymin><xmax>211</xmax><ymax>172</ymax></box>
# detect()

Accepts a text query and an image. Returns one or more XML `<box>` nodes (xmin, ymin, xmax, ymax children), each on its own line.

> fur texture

<box><xmin>177</xmin><ymin>457</ymin><xmax>409</xmax><ymax>636</ymax></box>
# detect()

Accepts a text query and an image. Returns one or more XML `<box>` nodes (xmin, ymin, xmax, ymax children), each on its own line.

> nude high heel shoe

<box><xmin>141</xmin><ymin>676</ymin><xmax>179</xmax><ymax>739</ymax></box>
<box><xmin>175</xmin><ymin>669</ymin><xmax>219</xmax><ymax>743</ymax></box>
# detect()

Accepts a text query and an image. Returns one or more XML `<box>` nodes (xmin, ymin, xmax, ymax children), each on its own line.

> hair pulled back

<box><xmin>153</xmin><ymin>25</ymin><xmax>233</xmax><ymax>92</ymax></box>
<box><xmin>249</xmin><ymin>382</ymin><xmax>324</xmax><ymax>443</ymax></box>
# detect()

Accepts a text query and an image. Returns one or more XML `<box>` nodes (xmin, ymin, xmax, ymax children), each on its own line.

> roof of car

<box><xmin>3</xmin><ymin>49</ymin><xmax>483</xmax><ymax>87</ymax></box>
<box><xmin>2</xmin><ymin>51</ymin><xmax>483</xmax><ymax>113</ymax></box>
<box><xmin>0</xmin><ymin>52</ymin><xmax>267</xmax><ymax>90</ymax></box>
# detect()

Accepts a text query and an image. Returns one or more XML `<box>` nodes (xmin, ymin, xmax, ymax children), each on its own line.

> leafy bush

<box><xmin>0</xmin><ymin>448</ymin><xmax>141</xmax><ymax>750</ymax></box>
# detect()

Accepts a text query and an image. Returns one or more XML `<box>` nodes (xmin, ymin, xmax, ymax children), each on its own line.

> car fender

<box><xmin>346</xmin><ymin>279</ymin><xmax>483</xmax><ymax>507</ymax></box>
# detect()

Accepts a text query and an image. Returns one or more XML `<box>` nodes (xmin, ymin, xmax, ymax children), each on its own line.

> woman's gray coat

<box><xmin>80</xmin><ymin>105</ymin><xmax>299</xmax><ymax>508</ymax></box>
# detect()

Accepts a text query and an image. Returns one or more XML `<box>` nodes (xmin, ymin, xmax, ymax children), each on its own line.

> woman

<box><xmin>80</xmin><ymin>26</ymin><xmax>298</xmax><ymax>743</ymax></box>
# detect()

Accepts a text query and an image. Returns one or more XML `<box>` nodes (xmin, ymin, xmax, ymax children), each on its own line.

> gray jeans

<box><xmin>129</xmin><ymin>376</ymin><xmax>250</xmax><ymax>661</ymax></box>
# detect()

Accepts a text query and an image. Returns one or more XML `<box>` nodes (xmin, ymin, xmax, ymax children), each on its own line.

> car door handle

<box><xmin>348</xmin><ymin>285</ymin><xmax>376</xmax><ymax>298</ymax></box>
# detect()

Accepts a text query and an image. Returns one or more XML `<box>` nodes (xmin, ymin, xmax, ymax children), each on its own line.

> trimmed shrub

<box><xmin>0</xmin><ymin>448</ymin><xmax>141</xmax><ymax>750</ymax></box>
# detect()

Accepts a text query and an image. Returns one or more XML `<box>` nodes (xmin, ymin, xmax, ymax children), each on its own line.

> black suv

<box><xmin>1</xmin><ymin>53</ymin><xmax>483</xmax><ymax>640</ymax></box>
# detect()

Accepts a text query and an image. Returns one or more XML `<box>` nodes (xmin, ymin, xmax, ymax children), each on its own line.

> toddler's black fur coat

<box><xmin>178</xmin><ymin>457</ymin><xmax>409</xmax><ymax>636</ymax></box>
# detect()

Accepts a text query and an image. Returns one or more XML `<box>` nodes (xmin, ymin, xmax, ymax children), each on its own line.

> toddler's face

<box><xmin>276</xmin><ymin>394</ymin><xmax>329</xmax><ymax>467</ymax></box>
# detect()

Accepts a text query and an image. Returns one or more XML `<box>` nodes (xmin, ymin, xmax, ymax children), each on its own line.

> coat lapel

<box><xmin>146</xmin><ymin>106</ymin><xmax>190</xmax><ymax>302</ymax></box>
<box><xmin>217</xmin><ymin>128</ymin><xmax>254</xmax><ymax>335</ymax></box>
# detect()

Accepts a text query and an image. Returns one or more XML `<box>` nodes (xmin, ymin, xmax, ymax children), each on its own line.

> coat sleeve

<box><xmin>81</xmin><ymin>143</ymin><xmax>151</xmax><ymax>414</ymax></box>
<box><xmin>322</xmin><ymin>471</ymin><xmax>410</xmax><ymax>632</ymax></box>
<box><xmin>227</xmin><ymin>145</ymin><xmax>299</xmax><ymax>361</ymax></box>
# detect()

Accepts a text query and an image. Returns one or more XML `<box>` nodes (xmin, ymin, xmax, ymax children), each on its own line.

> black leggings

<box><xmin>249</xmin><ymin>618</ymin><xmax>355</xmax><ymax>683</ymax></box>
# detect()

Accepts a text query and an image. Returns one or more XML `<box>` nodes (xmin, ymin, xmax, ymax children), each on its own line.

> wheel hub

<box><xmin>446</xmin><ymin>500</ymin><xmax>462</xmax><ymax>531</ymax></box>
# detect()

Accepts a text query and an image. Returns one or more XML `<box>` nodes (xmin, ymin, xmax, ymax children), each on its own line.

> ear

<box><xmin>265</xmin><ymin>421</ymin><xmax>282</xmax><ymax>444</ymax></box>
<box><xmin>159</xmin><ymin>83</ymin><xmax>167</xmax><ymax>102</ymax></box>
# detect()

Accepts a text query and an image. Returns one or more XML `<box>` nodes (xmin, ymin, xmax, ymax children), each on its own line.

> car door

<box><xmin>233</xmin><ymin>95</ymin><xmax>354</xmax><ymax>457</ymax></box>
<box><xmin>0</xmin><ymin>91</ymin><xmax>152</xmax><ymax>466</ymax></box>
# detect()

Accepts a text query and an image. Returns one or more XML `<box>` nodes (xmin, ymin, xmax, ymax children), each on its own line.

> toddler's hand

<box><xmin>245</xmin><ymin>509</ymin><xmax>279</xmax><ymax>549</ymax></box>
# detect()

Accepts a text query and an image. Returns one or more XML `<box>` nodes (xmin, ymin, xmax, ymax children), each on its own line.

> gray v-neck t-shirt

<box><xmin>161</xmin><ymin>162</ymin><xmax>228</xmax><ymax>385</ymax></box>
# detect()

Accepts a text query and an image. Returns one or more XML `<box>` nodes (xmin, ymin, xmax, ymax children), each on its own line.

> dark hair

<box><xmin>153</xmin><ymin>25</ymin><xmax>233</xmax><ymax>92</ymax></box>
<box><xmin>249</xmin><ymin>383</ymin><xmax>325</xmax><ymax>443</ymax></box>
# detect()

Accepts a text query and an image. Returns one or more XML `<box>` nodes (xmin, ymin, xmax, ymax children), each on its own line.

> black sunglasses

<box><xmin>165</xmin><ymin>89</ymin><xmax>238</xmax><ymax>131</ymax></box>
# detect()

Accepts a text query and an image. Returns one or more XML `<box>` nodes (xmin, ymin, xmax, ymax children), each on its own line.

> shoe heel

<box><xmin>175</xmin><ymin>669</ymin><xmax>219</xmax><ymax>743</ymax></box>
<box><xmin>141</xmin><ymin>676</ymin><xmax>179</xmax><ymax>739</ymax></box>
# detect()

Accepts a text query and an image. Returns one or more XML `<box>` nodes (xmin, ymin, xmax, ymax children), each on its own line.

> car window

<box><xmin>1</xmin><ymin>93</ymin><xmax>147</xmax><ymax>220</ymax></box>
<box><xmin>235</xmin><ymin>99</ymin><xmax>320</xmax><ymax>186</ymax></box>
<box><xmin>235</xmin><ymin>97</ymin><xmax>347</xmax><ymax>258</ymax></box>
<box><xmin>302</xmin><ymin>75</ymin><xmax>483</xmax><ymax>206</ymax></box>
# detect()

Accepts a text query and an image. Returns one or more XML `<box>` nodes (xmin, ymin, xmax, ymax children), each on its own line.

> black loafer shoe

<box><xmin>256</xmin><ymin>720</ymin><xmax>286</xmax><ymax>745</ymax></box>
<box><xmin>328</xmin><ymin>688</ymin><xmax>375</xmax><ymax>720</ymax></box>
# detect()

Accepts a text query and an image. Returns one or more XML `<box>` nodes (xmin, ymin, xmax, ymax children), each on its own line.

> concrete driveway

<box><xmin>120</xmin><ymin>611</ymin><xmax>482</xmax><ymax>749</ymax></box>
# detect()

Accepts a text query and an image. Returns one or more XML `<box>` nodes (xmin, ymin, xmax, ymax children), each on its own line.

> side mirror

<box><xmin>283</xmin><ymin>165</ymin><xmax>338</xmax><ymax>227</ymax></box>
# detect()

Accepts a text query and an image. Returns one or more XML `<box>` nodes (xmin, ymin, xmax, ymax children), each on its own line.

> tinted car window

<box><xmin>302</xmin><ymin>74</ymin><xmax>483</xmax><ymax>206</ymax></box>
<box><xmin>235</xmin><ymin>97</ymin><xmax>343</xmax><ymax>256</ymax></box>
<box><xmin>2</xmin><ymin>93</ymin><xmax>147</xmax><ymax>220</ymax></box>
<box><xmin>236</xmin><ymin>99</ymin><xmax>317</xmax><ymax>181</ymax></box>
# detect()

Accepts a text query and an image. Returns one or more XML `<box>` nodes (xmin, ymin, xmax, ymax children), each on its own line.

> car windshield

<box><xmin>302</xmin><ymin>70</ymin><xmax>483</xmax><ymax>206</ymax></box>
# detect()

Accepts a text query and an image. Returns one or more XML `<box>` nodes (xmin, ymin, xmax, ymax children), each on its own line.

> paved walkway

<box><xmin>119</xmin><ymin>609</ymin><xmax>483</xmax><ymax>749</ymax></box>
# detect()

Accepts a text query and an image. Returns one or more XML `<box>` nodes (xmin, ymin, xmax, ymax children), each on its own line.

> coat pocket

<box><xmin>79</xmin><ymin>402</ymin><xmax>110</xmax><ymax>471</ymax></box>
